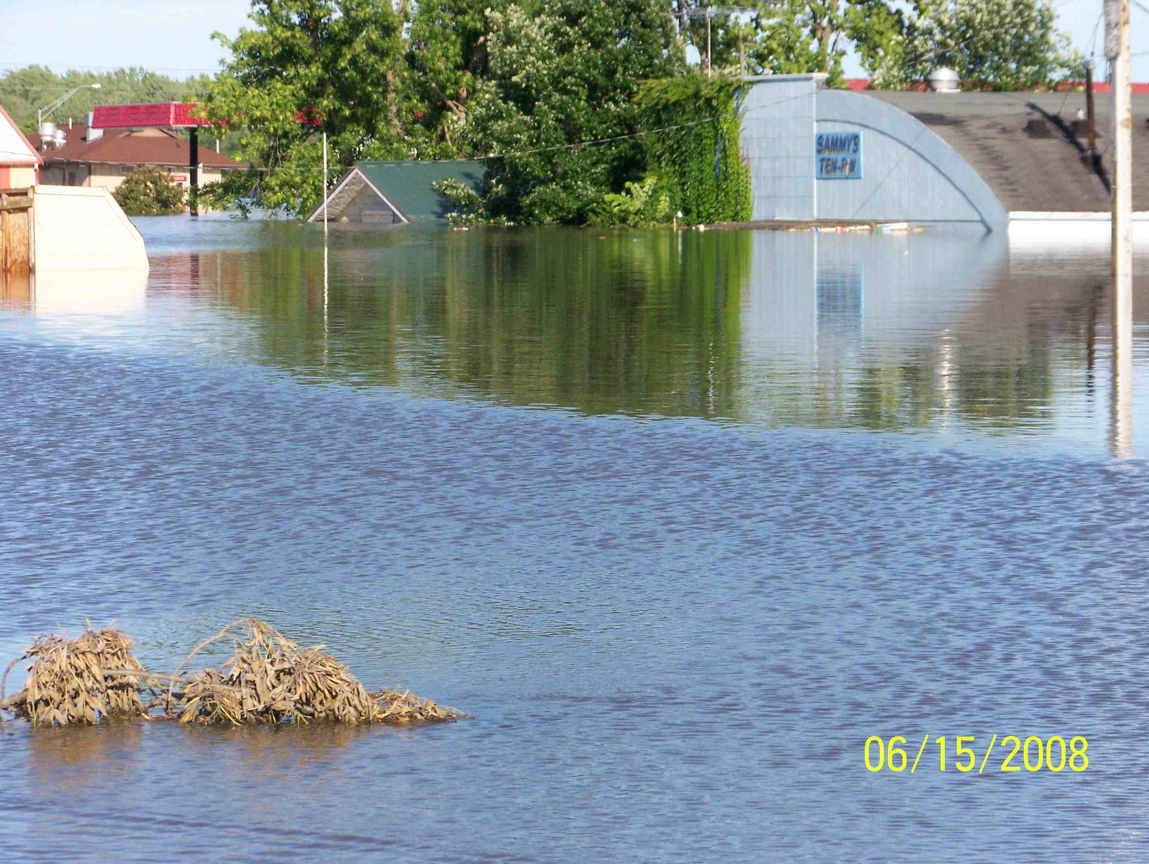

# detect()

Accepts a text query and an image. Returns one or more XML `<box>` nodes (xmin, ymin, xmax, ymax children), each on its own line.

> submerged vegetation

<box><xmin>113</xmin><ymin>165</ymin><xmax>187</xmax><ymax>216</ymax></box>
<box><xmin>0</xmin><ymin>619</ymin><xmax>462</xmax><ymax>727</ymax></box>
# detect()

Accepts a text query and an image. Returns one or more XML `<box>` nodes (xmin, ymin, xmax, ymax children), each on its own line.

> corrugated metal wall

<box><xmin>739</xmin><ymin>77</ymin><xmax>817</xmax><ymax>221</ymax></box>
<box><xmin>738</xmin><ymin>77</ymin><xmax>1008</xmax><ymax>229</ymax></box>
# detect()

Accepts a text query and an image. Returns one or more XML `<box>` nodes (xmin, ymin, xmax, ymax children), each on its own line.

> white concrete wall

<box><xmin>1007</xmin><ymin>212</ymin><xmax>1149</xmax><ymax>253</ymax></box>
<box><xmin>740</xmin><ymin>76</ymin><xmax>820</xmax><ymax>221</ymax></box>
<box><xmin>32</xmin><ymin>185</ymin><xmax>149</xmax><ymax>271</ymax></box>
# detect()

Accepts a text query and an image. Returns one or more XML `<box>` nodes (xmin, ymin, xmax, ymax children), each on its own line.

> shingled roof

<box><xmin>309</xmin><ymin>160</ymin><xmax>485</xmax><ymax>224</ymax></box>
<box><xmin>35</xmin><ymin>126</ymin><xmax>243</xmax><ymax>170</ymax></box>
<box><xmin>864</xmin><ymin>90</ymin><xmax>1149</xmax><ymax>212</ymax></box>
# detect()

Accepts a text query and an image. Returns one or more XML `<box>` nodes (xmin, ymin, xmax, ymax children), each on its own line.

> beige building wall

<box><xmin>1</xmin><ymin>165</ymin><xmax>37</xmax><ymax>188</ymax></box>
<box><xmin>42</xmin><ymin>163</ymin><xmax>230</xmax><ymax>191</ymax></box>
<box><xmin>72</xmin><ymin>164</ymin><xmax>228</xmax><ymax>192</ymax></box>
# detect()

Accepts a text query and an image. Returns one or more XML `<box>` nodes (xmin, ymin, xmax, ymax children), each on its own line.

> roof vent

<box><xmin>37</xmin><ymin>122</ymin><xmax>67</xmax><ymax>151</ymax></box>
<box><xmin>928</xmin><ymin>67</ymin><xmax>960</xmax><ymax>93</ymax></box>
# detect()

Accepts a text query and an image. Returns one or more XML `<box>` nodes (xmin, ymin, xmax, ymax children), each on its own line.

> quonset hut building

<box><xmin>739</xmin><ymin>73</ymin><xmax>1149</xmax><ymax>235</ymax></box>
<box><xmin>740</xmin><ymin>74</ymin><xmax>1006</xmax><ymax>229</ymax></box>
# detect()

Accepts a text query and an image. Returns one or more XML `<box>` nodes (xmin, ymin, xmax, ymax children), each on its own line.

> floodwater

<box><xmin>1</xmin><ymin>219</ymin><xmax>1148</xmax><ymax>862</ymax></box>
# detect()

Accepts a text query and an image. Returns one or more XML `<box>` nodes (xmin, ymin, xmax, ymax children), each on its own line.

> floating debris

<box><xmin>0</xmin><ymin>618</ymin><xmax>464</xmax><ymax>728</ymax></box>
<box><xmin>177</xmin><ymin>619</ymin><xmax>461</xmax><ymax>725</ymax></box>
<box><xmin>0</xmin><ymin>626</ymin><xmax>146</xmax><ymax>726</ymax></box>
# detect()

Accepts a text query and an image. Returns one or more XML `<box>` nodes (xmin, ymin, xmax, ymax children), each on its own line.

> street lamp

<box><xmin>38</xmin><ymin>83</ymin><xmax>101</xmax><ymax>130</ymax></box>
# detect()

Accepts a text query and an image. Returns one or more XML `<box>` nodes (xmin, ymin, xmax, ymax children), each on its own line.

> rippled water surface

<box><xmin>2</xmin><ymin>219</ymin><xmax>1148</xmax><ymax>862</ymax></box>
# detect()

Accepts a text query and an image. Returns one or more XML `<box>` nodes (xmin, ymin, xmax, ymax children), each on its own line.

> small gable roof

<box><xmin>0</xmin><ymin>106</ymin><xmax>42</xmax><ymax>167</ymax></box>
<box><xmin>309</xmin><ymin>160</ymin><xmax>486</xmax><ymax>224</ymax></box>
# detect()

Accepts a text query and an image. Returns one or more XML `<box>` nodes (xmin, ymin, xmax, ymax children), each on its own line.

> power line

<box><xmin>206</xmin><ymin>88</ymin><xmax>816</xmax><ymax>174</ymax></box>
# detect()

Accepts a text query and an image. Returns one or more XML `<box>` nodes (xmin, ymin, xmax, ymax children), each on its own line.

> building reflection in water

<box><xmin>0</xmin><ymin>268</ymin><xmax>148</xmax><ymax>315</ymax></box>
<box><xmin>46</xmin><ymin>221</ymin><xmax>1143</xmax><ymax>452</ymax></box>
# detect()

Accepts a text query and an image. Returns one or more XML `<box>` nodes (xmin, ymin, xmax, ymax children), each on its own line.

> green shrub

<box><xmin>589</xmin><ymin>175</ymin><xmax>671</xmax><ymax>227</ymax></box>
<box><xmin>113</xmin><ymin>164</ymin><xmax>186</xmax><ymax>216</ymax></box>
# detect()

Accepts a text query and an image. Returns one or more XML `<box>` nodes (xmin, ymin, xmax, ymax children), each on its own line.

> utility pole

<box><xmin>189</xmin><ymin>128</ymin><xmax>199</xmax><ymax>217</ymax></box>
<box><xmin>707</xmin><ymin>7</ymin><xmax>712</xmax><ymax>79</ymax></box>
<box><xmin>322</xmin><ymin>131</ymin><xmax>329</xmax><ymax>340</ymax></box>
<box><xmin>1085</xmin><ymin>60</ymin><xmax>1098</xmax><ymax>165</ymax></box>
<box><xmin>1106</xmin><ymin>0</ymin><xmax>1133</xmax><ymax>457</ymax></box>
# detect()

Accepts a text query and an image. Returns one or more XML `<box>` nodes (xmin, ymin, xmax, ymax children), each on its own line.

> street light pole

<box><xmin>37</xmin><ymin>83</ymin><xmax>102</xmax><ymax>130</ymax></box>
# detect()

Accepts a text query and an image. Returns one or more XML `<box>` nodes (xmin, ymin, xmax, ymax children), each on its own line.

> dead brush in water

<box><xmin>0</xmin><ymin>626</ymin><xmax>146</xmax><ymax>726</ymax></box>
<box><xmin>174</xmin><ymin>618</ymin><xmax>462</xmax><ymax>726</ymax></box>
<box><xmin>0</xmin><ymin>618</ymin><xmax>463</xmax><ymax>727</ymax></box>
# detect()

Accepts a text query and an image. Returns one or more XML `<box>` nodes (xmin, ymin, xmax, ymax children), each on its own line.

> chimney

<box><xmin>85</xmin><ymin>111</ymin><xmax>103</xmax><ymax>141</ymax></box>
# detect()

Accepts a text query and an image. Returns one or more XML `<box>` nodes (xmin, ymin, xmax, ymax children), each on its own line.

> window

<box><xmin>120</xmin><ymin>164</ymin><xmax>133</xmax><ymax>175</ymax></box>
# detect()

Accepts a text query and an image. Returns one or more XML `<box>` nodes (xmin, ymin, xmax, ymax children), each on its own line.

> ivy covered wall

<box><xmin>636</xmin><ymin>78</ymin><xmax>752</xmax><ymax>226</ymax></box>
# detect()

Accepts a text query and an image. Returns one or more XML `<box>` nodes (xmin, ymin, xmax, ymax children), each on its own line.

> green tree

<box><xmin>637</xmin><ymin>77</ymin><xmax>750</xmax><ymax>225</ymax></box>
<box><xmin>744</xmin><ymin>0</ymin><xmax>904</xmax><ymax>83</ymax></box>
<box><xmin>893</xmin><ymin>0</ymin><xmax>1081</xmax><ymax>90</ymax></box>
<box><xmin>672</xmin><ymin>1</ymin><xmax>740</xmax><ymax>75</ymax></box>
<box><xmin>113</xmin><ymin>165</ymin><xmax>186</xmax><ymax>216</ymax></box>
<box><xmin>468</xmin><ymin>0</ymin><xmax>684</xmax><ymax>224</ymax></box>
<box><xmin>198</xmin><ymin>0</ymin><xmax>408</xmax><ymax>216</ymax></box>
<box><xmin>406</xmin><ymin>0</ymin><xmax>520</xmax><ymax>156</ymax></box>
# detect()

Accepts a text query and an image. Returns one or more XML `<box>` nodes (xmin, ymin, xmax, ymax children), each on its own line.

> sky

<box><xmin>2</xmin><ymin>0</ymin><xmax>1148</xmax><ymax>83</ymax></box>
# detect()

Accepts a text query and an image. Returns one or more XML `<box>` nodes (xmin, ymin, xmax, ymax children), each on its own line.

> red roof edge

<box><xmin>0</xmin><ymin>106</ymin><xmax>43</xmax><ymax>165</ymax></box>
<box><xmin>91</xmin><ymin>102</ymin><xmax>221</xmax><ymax>129</ymax></box>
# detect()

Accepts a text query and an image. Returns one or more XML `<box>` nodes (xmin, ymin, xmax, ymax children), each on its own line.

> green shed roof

<box><xmin>355</xmin><ymin>160</ymin><xmax>486</xmax><ymax>223</ymax></box>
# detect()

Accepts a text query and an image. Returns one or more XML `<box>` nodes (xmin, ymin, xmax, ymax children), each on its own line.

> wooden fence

<box><xmin>1</xmin><ymin>188</ymin><xmax>33</xmax><ymax>274</ymax></box>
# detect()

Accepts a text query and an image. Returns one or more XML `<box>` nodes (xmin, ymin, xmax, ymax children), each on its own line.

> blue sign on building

<box><xmin>816</xmin><ymin>131</ymin><xmax>862</xmax><ymax>180</ymax></box>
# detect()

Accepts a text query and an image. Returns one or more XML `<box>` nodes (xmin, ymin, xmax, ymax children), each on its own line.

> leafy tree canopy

<box><xmin>197</xmin><ymin>0</ymin><xmax>408</xmax><ymax>216</ymax></box>
<box><xmin>468</xmin><ymin>0</ymin><xmax>684</xmax><ymax>223</ymax></box>
<box><xmin>37</xmin><ymin>0</ymin><xmax>1077</xmax><ymax>221</ymax></box>
<box><xmin>885</xmin><ymin>0</ymin><xmax>1083</xmax><ymax>90</ymax></box>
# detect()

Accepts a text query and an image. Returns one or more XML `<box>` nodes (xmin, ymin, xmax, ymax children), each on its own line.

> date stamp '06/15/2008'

<box><xmin>864</xmin><ymin>735</ymin><xmax>1089</xmax><ymax>774</ymax></box>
